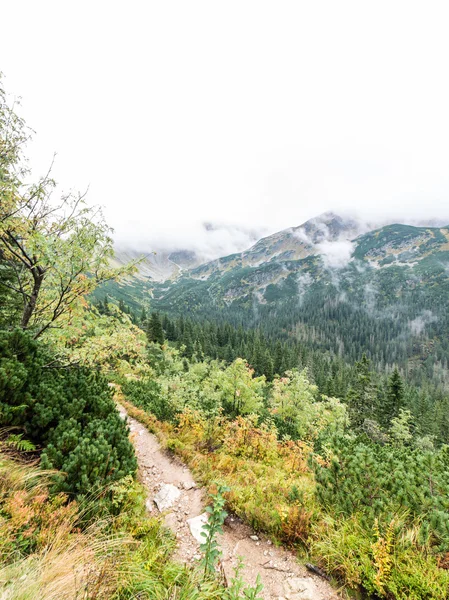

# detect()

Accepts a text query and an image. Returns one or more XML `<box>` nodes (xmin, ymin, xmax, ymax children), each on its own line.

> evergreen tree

<box><xmin>346</xmin><ymin>354</ymin><xmax>377</xmax><ymax>429</ymax></box>
<box><xmin>0</xmin><ymin>329</ymin><xmax>136</xmax><ymax>496</ymax></box>
<box><xmin>147</xmin><ymin>312</ymin><xmax>164</xmax><ymax>345</ymax></box>
<box><xmin>381</xmin><ymin>367</ymin><xmax>404</xmax><ymax>427</ymax></box>
<box><xmin>140</xmin><ymin>306</ymin><xmax>148</xmax><ymax>325</ymax></box>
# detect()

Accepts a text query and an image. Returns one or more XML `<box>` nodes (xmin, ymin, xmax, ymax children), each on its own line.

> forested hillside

<box><xmin>104</xmin><ymin>216</ymin><xmax>449</xmax><ymax>391</ymax></box>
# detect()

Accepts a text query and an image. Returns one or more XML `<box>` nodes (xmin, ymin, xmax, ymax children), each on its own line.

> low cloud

<box><xmin>363</xmin><ymin>282</ymin><xmax>378</xmax><ymax>313</ymax></box>
<box><xmin>114</xmin><ymin>221</ymin><xmax>269</xmax><ymax>263</ymax></box>
<box><xmin>316</xmin><ymin>239</ymin><xmax>355</xmax><ymax>269</ymax></box>
<box><xmin>296</xmin><ymin>272</ymin><xmax>313</xmax><ymax>305</ymax></box>
<box><xmin>409</xmin><ymin>310</ymin><xmax>438</xmax><ymax>336</ymax></box>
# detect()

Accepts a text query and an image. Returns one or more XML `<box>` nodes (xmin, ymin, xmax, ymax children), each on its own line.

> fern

<box><xmin>1</xmin><ymin>434</ymin><xmax>35</xmax><ymax>452</ymax></box>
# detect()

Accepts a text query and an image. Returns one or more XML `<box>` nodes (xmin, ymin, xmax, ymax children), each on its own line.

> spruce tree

<box><xmin>381</xmin><ymin>367</ymin><xmax>404</xmax><ymax>427</ymax></box>
<box><xmin>346</xmin><ymin>354</ymin><xmax>377</xmax><ymax>430</ymax></box>
<box><xmin>140</xmin><ymin>306</ymin><xmax>148</xmax><ymax>326</ymax></box>
<box><xmin>147</xmin><ymin>312</ymin><xmax>164</xmax><ymax>345</ymax></box>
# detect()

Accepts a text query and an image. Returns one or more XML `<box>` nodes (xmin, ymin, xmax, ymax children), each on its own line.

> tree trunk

<box><xmin>21</xmin><ymin>268</ymin><xmax>44</xmax><ymax>329</ymax></box>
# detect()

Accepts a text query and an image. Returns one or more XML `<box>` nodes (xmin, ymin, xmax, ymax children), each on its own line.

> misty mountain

<box><xmin>111</xmin><ymin>247</ymin><xmax>201</xmax><ymax>282</ymax></box>
<box><xmin>100</xmin><ymin>213</ymin><xmax>449</xmax><ymax>384</ymax></box>
<box><xmin>188</xmin><ymin>211</ymin><xmax>366</xmax><ymax>279</ymax></box>
<box><xmin>147</xmin><ymin>216</ymin><xmax>449</xmax><ymax>380</ymax></box>
<box><xmin>113</xmin><ymin>222</ymin><xmax>266</xmax><ymax>282</ymax></box>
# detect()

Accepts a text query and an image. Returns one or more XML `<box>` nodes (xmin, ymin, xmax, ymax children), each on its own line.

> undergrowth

<box><xmin>121</xmin><ymin>394</ymin><xmax>449</xmax><ymax>599</ymax></box>
<box><xmin>0</xmin><ymin>452</ymin><xmax>257</xmax><ymax>599</ymax></box>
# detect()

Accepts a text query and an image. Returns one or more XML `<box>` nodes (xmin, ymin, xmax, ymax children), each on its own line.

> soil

<box><xmin>118</xmin><ymin>403</ymin><xmax>341</xmax><ymax>600</ymax></box>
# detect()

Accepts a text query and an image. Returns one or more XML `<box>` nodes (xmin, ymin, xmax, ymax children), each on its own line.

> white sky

<box><xmin>2</xmin><ymin>1</ymin><xmax>449</xmax><ymax>256</ymax></box>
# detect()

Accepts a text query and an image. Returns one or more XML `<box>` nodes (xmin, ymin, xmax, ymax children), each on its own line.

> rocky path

<box><xmin>118</xmin><ymin>403</ymin><xmax>340</xmax><ymax>600</ymax></box>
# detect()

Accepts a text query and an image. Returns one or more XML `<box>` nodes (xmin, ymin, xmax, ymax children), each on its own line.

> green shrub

<box><xmin>312</xmin><ymin>435</ymin><xmax>449</xmax><ymax>551</ymax></box>
<box><xmin>0</xmin><ymin>329</ymin><xmax>136</xmax><ymax>496</ymax></box>
<box><xmin>121</xmin><ymin>377</ymin><xmax>176</xmax><ymax>422</ymax></box>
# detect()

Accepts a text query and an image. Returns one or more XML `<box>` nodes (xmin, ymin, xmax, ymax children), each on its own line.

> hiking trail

<box><xmin>118</xmin><ymin>402</ymin><xmax>341</xmax><ymax>600</ymax></box>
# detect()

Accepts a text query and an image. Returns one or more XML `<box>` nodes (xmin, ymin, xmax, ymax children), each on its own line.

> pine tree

<box><xmin>140</xmin><ymin>307</ymin><xmax>148</xmax><ymax>326</ymax></box>
<box><xmin>381</xmin><ymin>367</ymin><xmax>404</xmax><ymax>427</ymax></box>
<box><xmin>147</xmin><ymin>312</ymin><xmax>164</xmax><ymax>345</ymax></box>
<box><xmin>346</xmin><ymin>354</ymin><xmax>377</xmax><ymax>430</ymax></box>
<box><xmin>273</xmin><ymin>341</ymin><xmax>285</xmax><ymax>376</ymax></box>
<box><xmin>0</xmin><ymin>329</ymin><xmax>136</xmax><ymax>496</ymax></box>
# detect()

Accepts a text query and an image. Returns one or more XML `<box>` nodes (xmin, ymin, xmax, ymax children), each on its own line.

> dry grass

<box><xmin>0</xmin><ymin>446</ymin><xmax>232</xmax><ymax>600</ymax></box>
<box><xmin>0</xmin><ymin>455</ymin><xmax>132</xmax><ymax>599</ymax></box>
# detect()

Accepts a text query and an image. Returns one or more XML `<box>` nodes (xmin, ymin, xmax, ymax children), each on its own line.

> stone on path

<box><xmin>186</xmin><ymin>512</ymin><xmax>208</xmax><ymax>544</ymax></box>
<box><xmin>183</xmin><ymin>481</ymin><xmax>196</xmax><ymax>490</ymax></box>
<box><xmin>154</xmin><ymin>483</ymin><xmax>181</xmax><ymax>511</ymax></box>
<box><xmin>284</xmin><ymin>577</ymin><xmax>323</xmax><ymax>600</ymax></box>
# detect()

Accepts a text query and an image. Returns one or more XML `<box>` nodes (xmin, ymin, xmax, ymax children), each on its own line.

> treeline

<box><xmin>137</xmin><ymin>309</ymin><xmax>449</xmax><ymax>446</ymax></box>
<box><xmin>146</xmin><ymin>255</ymin><xmax>449</xmax><ymax>390</ymax></box>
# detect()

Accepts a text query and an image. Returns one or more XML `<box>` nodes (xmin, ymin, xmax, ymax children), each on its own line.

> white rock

<box><xmin>187</xmin><ymin>512</ymin><xmax>209</xmax><ymax>543</ymax></box>
<box><xmin>154</xmin><ymin>484</ymin><xmax>181</xmax><ymax>511</ymax></box>
<box><xmin>145</xmin><ymin>498</ymin><xmax>153</xmax><ymax>512</ymax></box>
<box><xmin>183</xmin><ymin>481</ymin><xmax>196</xmax><ymax>490</ymax></box>
<box><xmin>284</xmin><ymin>577</ymin><xmax>321</xmax><ymax>600</ymax></box>
<box><xmin>250</xmin><ymin>535</ymin><xmax>259</xmax><ymax>541</ymax></box>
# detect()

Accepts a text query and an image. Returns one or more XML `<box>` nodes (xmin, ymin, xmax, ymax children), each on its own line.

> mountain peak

<box><xmin>293</xmin><ymin>211</ymin><xmax>362</xmax><ymax>245</ymax></box>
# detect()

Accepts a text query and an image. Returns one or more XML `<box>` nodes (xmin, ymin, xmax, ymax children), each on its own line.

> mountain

<box><xmin>189</xmin><ymin>211</ymin><xmax>365</xmax><ymax>280</ymax></box>
<box><xmin>111</xmin><ymin>247</ymin><xmax>202</xmax><ymax>282</ymax></box>
<box><xmin>113</xmin><ymin>222</ymin><xmax>266</xmax><ymax>282</ymax></box>
<box><xmin>150</xmin><ymin>214</ymin><xmax>449</xmax><ymax>307</ymax></box>
<box><xmin>143</xmin><ymin>216</ymin><xmax>449</xmax><ymax>382</ymax></box>
<box><xmin>99</xmin><ymin>214</ymin><xmax>449</xmax><ymax>385</ymax></box>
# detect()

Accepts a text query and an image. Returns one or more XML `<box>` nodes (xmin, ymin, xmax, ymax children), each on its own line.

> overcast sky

<box><xmin>2</xmin><ymin>1</ymin><xmax>449</xmax><ymax>257</ymax></box>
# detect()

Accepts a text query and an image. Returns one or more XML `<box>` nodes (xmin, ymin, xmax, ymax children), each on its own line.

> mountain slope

<box><xmin>145</xmin><ymin>216</ymin><xmax>449</xmax><ymax>382</ymax></box>
<box><xmin>112</xmin><ymin>248</ymin><xmax>201</xmax><ymax>282</ymax></box>
<box><xmin>189</xmin><ymin>211</ymin><xmax>364</xmax><ymax>280</ymax></box>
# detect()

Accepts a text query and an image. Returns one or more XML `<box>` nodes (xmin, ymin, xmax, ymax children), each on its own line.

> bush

<box><xmin>121</xmin><ymin>377</ymin><xmax>175</xmax><ymax>422</ymax></box>
<box><xmin>312</xmin><ymin>435</ymin><xmax>449</xmax><ymax>552</ymax></box>
<box><xmin>0</xmin><ymin>329</ymin><xmax>136</xmax><ymax>496</ymax></box>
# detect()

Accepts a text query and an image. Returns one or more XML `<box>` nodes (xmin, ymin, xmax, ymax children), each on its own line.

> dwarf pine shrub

<box><xmin>0</xmin><ymin>329</ymin><xmax>136</xmax><ymax>496</ymax></box>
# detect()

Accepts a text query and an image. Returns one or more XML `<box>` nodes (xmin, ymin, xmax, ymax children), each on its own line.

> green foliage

<box><xmin>0</xmin><ymin>433</ymin><xmax>35</xmax><ymax>452</ymax></box>
<box><xmin>389</xmin><ymin>409</ymin><xmax>414</xmax><ymax>447</ymax></box>
<box><xmin>0</xmin><ymin>329</ymin><xmax>136</xmax><ymax>496</ymax></box>
<box><xmin>122</xmin><ymin>377</ymin><xmax>174</xmax><ymax>422</ymax></box>
<box><xmin>270</xmin><ymin>369</ymin><xmax>348</xmax><ymax>442</ymax></box>
<box><xmin>224</xmin><ymin>557</ymin><xmax>264</xmax><ymax>600</ymax></box>
<box><xmin>311</xmin><ymin>514</ymin><xmax>449</xmax><ymax>599</ymax></box>
<box><xmin>147</xmin><ymin>311</ymin><xmax>165</xmax><ymax>345</ymax></box>
<box><xmin>218</xmin><ymin>358</ymin><xmax>265</xmax><ymax>417</ymax></box>
<box><xmin>200</xmin><ymin>484</ymin><xmax>230</xmax><ymax>576</ymax></box>
<box><xmin>346</xmin><ymin>354</ymin><xmax>377</xmax><ymax>430</ymax></box>
<box><xmin>383</xmin><ymin>367</ymin><xmax>405</xmax><ymax>427</ymax></box>
<box><xmin>312</xmin><ymin>436</ymin><xmax>449</xmax><ymax>551</ymax></box>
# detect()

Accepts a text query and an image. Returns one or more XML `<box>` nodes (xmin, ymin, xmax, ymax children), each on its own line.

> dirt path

<box><xmin>118</xmin><ymin>404</ymin><xmax>340</xmax><ymax>600</ymax></box>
